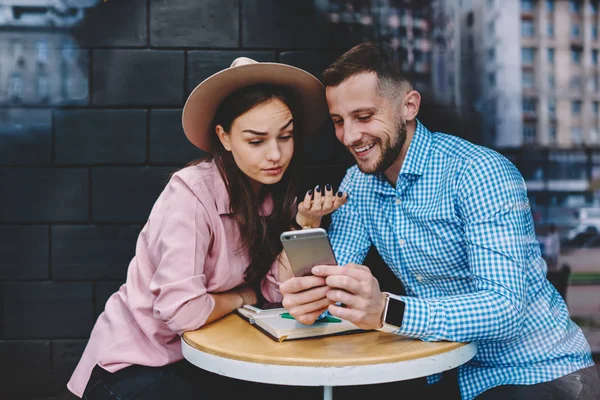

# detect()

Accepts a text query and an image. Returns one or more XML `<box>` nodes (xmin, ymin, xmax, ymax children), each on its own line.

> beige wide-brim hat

<box><xmin>182</xmin><ymin>57</ymin><xmax>328</xmax><ymax>152</ymax></box>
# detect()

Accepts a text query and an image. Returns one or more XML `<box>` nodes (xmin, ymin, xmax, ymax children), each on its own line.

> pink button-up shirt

<box><xmin>67</xmin><ymin>160</ymin><xmax>283</xmax><ymax>398</ymax></box>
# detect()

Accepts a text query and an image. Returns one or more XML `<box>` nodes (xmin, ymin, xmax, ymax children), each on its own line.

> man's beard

<box><xmin>355</xmin><ymin>118</ymin><xmax>407</xmax><ymax>175</ymax></box>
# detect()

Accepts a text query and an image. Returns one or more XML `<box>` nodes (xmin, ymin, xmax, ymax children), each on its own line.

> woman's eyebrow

<box><xmin>279</xmin><ymin>119</ymin><xmax>293</xmax><ymax>131</ymax></box>
<box><xmin>242</xmin><ymin>119</ymin><xmax>293</xmax><ymax>135</ymax></box>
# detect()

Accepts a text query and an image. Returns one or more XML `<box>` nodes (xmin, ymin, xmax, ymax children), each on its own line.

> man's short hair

<box><xmin>322</xmin><ymin>42</ymin><xmax>412</xmax><ymax>99</ymax></box>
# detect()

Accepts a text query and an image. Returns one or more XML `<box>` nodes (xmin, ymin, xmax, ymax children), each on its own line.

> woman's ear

<box><xmin>215</xmin><ymin>125</ymin><xmax>232</xmax><ymax>151</ymax></box>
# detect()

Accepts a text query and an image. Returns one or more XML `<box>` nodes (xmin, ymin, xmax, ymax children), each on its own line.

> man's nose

<box><xmin>341</xmin><ymin>121</ymin><xmax>362</xmax><ymax>146</ymax></box>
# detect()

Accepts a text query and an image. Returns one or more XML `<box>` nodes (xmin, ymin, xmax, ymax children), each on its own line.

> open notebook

<box><xmin>235</xmin><ymin>303</ymin><xmax>365</xmax><ymax>342</ymax></box>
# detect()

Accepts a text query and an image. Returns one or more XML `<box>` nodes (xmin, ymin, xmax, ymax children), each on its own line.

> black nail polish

<box><xmin>337</xmin><ymin>191</ymin><xmax>343</xmax><ymax>197</ymax></box>
<box><xmin>326</xmin><ymin>184</ymin><xmax>332</xmax><ymax>191</ymax></box>
<box><xmin>308</xmin><ymin>189</ymin><xmax>313</xmax><ymax>196</ymax></box>
<box><xmin>315</xmin><ymin>185</ymin><xmax>321</xmax><ymax>193</ymax></box>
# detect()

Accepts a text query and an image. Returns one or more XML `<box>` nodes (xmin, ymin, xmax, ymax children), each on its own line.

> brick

<box><xmin>151</xmin><ymin>0</ymin><xmax>238</xmax><ymax>47</ymax></box>
<box><xmin>279</xmin><ymin>51</ymin><xmax>341</xmax><ymax>81</ymax></box>
<box><xmin>52</xmin><ymin>340</ymin><xmax>87</xmax><ymax>395</ymax></box>
<box><xmin>3</xmin><ymin>283</ymin><xmax>93</xmax><ymax>339</ymax></box>
<box><xmin>186</xmin><ymin>51</ymin><xmax>276</xmax><ymax>94</ymax></box>
<box><xmin>149</xmin><ymin>109</ymin><xmax>206</xmax><ymax>164</ymax></box>
<box><xmin>73</xmin><ymin>0</ymin><xmax>147</xmax><ymax>47</ymax></box>
<box><xmin>0</xmin><ymin>168</ymin><xmax>88</xmax><ymax>223</ymax></box>
<box><xmin>55</xmin><ymin>110</ymin><xmax>147</xmax><ymax>165</ymax></box>
<box><xmin>242</xmin><ymin>0</ymin><xmax>330</xmax><ymax>49</ymax></box>
<box><xmin>52</xmin><ymin>225</ymin><xmax>140</xmax><ymax>281</ymax></box>
<box><xmin>0</xmin><ymin>109</ymin><xmax>52</xmax><ymax>165</ymax></box>
<box><xmin>0</xmin><ymin>226</ymin><xmax>48</xmax><ymax>280</ymax></box>
<box><xmin>93</xmin><ymin>50</ymin><xmax>184</xmax><ymax>106</ymax></box>
<box><xmin>92</xmin><ymin>167</ymin><xmax>175</xmax><ymax>222</ymax></box>
<box><xmin>95</xmin><ymin>281</ymin><xmax>123</xmax><ymax>318</ymax></box>
<box><xmin>0</xmin><ymin>341</ymin><xmax>53</xmax><ymax>398</ymax></box>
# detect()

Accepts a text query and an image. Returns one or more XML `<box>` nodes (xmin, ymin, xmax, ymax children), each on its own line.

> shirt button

<box><xmin>395</xmin><ymin>198</ymin><xmax>402</xmax><ymax>205</ymax></box>
<box><xmin>399</xmin><ymin>239</ymin><xmax>406</xmax><ymax>247</ymax></box>
<box><xmin>415</xmin><ymin>274</ymin><xmax>424</xmax><ymax>282</ymax></box>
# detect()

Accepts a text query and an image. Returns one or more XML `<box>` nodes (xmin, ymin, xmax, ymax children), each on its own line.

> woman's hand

<box><xmin>235</xmin><ymin>284</ymin><xmax>258</xmax><ymax>307</ymax></box>
<box><xmin>296</xmin><ymin>184</ymin><xmax>348</xmax><ymax>228</ymax></box>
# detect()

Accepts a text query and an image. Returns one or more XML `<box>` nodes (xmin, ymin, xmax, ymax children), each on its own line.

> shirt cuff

<box><xmin>393</xmin><ymin>294</ymin><xmax>432</xmax><ymax>338</ymax></box>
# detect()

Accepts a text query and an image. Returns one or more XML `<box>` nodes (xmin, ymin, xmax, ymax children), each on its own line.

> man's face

<box><xmin>326</xmin><ymin>72</ymin><xmax>407</xmax><ymax>175</ymax></box>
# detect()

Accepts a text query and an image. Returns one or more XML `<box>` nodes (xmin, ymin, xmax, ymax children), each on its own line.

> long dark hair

<box><xmin>193</xmin><ymin>84</ymin><xmax>300</xmax><ymax>289</ymax></box>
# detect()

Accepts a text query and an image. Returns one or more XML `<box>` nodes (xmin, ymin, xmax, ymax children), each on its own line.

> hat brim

<box><xmin>182</xmin><ymin>63</ymin><xmax>328</xmax><ymax>152</ymax></box>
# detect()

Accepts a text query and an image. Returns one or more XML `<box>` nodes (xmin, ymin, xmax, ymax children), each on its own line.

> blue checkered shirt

<box><xmin>328</xmin><ymin>121</ymin><xmax>594</xmax><ymax>399</ymax></box>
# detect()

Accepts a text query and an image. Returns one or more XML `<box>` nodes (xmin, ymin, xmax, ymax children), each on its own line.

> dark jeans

<box><xmin>83</xmin><ymin>361</ymin><xmax>461</xmax><ymax>400</ymax></box>
<box><xmin>476</xmin><ymin>365</ymin><xmax>600</xmax><ymax>400</ymax></box>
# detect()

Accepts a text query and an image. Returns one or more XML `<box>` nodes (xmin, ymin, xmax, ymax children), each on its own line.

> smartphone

<box><xmin>280</xmin><ymin>228</ymin><xmax>338</xmax><ymax>277</ymax></box>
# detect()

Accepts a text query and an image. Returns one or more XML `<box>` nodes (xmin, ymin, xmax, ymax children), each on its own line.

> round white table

<box><xmin>182</xmin><ymin>314</ymin><xmax>477</xmax><ymax>400</ymax></box>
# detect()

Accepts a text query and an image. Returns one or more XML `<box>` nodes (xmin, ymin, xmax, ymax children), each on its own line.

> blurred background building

<box><xmin>0</xmin><ymin>1</ymin><xmax>598</xmax><ymax>398</ymax></box>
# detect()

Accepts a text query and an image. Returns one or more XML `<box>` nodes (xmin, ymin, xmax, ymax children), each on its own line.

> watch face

<box><xmin>385</xmin><ymin>297</ymin><xmax>406</xmax><ymax>328</ymax></box>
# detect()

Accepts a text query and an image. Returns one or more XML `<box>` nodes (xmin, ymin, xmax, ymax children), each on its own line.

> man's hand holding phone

<box><xmin>280</xmin><ymin>228</ymin><xmax>338</xmax><ymax>324</ymax></box>
<box><xmin>279</xmin><ymin>274</ymin><xmax>333</xmax><ymax>325</ymax></box>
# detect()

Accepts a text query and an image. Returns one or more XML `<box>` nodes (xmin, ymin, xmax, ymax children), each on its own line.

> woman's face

<box><xmin>216</xmin><ymin>98</ymin><xmax>295</xmax><ymax>193</ymax></box>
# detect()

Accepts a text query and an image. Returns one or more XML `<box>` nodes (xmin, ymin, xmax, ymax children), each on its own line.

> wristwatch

<box><xmin>377</xmin><ymin>292</ymin><xmax>406</xmax><ymax>333</ymax></box>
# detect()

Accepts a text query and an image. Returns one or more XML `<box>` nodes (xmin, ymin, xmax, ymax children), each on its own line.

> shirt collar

<box><xmin>211</xmin><ymin>160</ymin><xmax>274</xmax><ymax>216</ymax></box>
<box><xmin>372</xmin><ymin>120</ymin><xmax>433</xmax><ymax>194</ymax></box>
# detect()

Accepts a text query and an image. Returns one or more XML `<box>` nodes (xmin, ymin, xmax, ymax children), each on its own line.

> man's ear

<box><xmin>215</xmin><ymin>125</ymin><xmax>232</xmax><ymax>151</ymax></box>
<box><xmin>403</xmin><ymin>90</ymin><xmax>421</xmax><ymax>122</ymax></box>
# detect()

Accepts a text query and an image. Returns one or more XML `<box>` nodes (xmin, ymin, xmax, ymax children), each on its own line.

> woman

<box><xmin>68</xmin><ymin>57</ymin><xmax>345</xmax><ymax>399</ymax></box>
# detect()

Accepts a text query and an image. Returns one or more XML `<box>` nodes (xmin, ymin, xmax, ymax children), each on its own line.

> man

<box><xmin>281</xmin><ymin>42</ymin><xmax>599</xmax><ymax>399</ymax></box>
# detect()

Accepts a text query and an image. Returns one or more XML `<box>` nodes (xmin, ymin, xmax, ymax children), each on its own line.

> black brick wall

<box><xmin>0</xmin><ymin>1</ymin><xmax>354</xmax><ymax>399</ymax></box>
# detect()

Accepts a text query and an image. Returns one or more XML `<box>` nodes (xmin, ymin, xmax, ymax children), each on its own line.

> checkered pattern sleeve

<box><xmin>398</xmin><ymin>153</ymin><xmax>532</xmax><ymax>342</ymax></box>
<box><xmin>328</xmin><ymin>169</ymin><xmax>371</xmax><ymax>266</ymax></box>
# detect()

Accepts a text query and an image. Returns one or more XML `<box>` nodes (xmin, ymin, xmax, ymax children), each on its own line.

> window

<box><xmin>488</xmin><ymin>72</ymin><xmax>496</xmax><ymax>88</ymax></box>
<box><xmin>572</xmin><ymin>127</ymin><xmax>583</xmax><ymax>144</ymax></box>
<box><xmin>488</xmin><ymin>0</ymin><xmax>494</xmax><ymax>8</ymax></box>
<box><xmin>522</xmin><ymin>20</ymin><xmax>535</xmax><ymax>37</ymax></box>
<box><xmin>570</xmin><ymin>0</ymin><xmax>582</xmax><ymax>13</ymax></box>
<box><xmin>572</xmin><ymin>100</ymin><xmax>582</xmax><ymax>115</ymax></box>
<box><xmin>593</xmin><ymin>50</ymin><xmax>598</xmax><ymax>65</ymax></box>
<box><xmin>571</xmin><ymin>48</ymin><xmax>582</xmax><ymax>64</ymax></box>
<box><xmin>522</xmin><ymin>47</ymin><xmax>535</xmax><ymax>64</ymax></box>
<box><xmin>521</xmin><ymin>0</ymin><xmax>534</xmax><ymax>12</ymax></box>
<box><xmin>61</xmin><ymin>42</ymin><xmax>77</xmax><ymax>62</ymax></box>
<box><xmin>547</xmin><ymin>48</ymin><xmax>555</xmax><ymax>63</ymax></box>
<box><xmin>549</xmin><ymin>99</ymin><xmax>556</xmax><ymax>118</ymax></box>
<box><xmin>572</xmin><ymin>23</ymin><xmax>581</xmax><ymax>38</ymax></box>
<box><xmin>523</xmin><ymin>97</ymin><xmax>537</xmax><ymax>115</ymax></box>
<box><xmin>592</xmin><ymin>101</ymin><xmax>599</xmax><ymax>116</ymax></box>
<box><xmin>570</xmin><ymin>75</ymin><xmax>581</xmax><ymax>90</ymax></box>
<box><xmin>547</xmin><ymin>21</ymin><xmax>554</xmax><ymax>37</ymax></box>
<box><xmin>487</xmin><ymin>47</ymin><xmax>495</xmax><ymax>62</ymax></box>
<box><xmin>9</xmin><ymin>73</ymin><xmax>23</xmax><ymax>98</ymax></box>
<box><xmin>591</xmin><ymin>0</ymin><xmax>598</xmax><ymax>14</ymax></box>
<box><xmin>35</xmin><ymin>40</ymin><xmax>48</xmax><ymax>63</ymax></box>
<box><xmin>548</xmin><ymin>74</ymin><xmax>555</xmax><ymax>90</ymax></box>
<box><xmin>546</xmin><ymin>0</ymin><xmax>554</xmax><ymax>11</ymax></box>
<box><xmin>523</xmin><ymin>70</ymin><xmax>534</xmax><ymax>87</ymax></box>
<box><xmin>549</xmin><ymin>123</ymin><xmax>557</xmax><ymax>143</ymax></box>
<box><xmin>36</xmin><ymin>74</ymin><xmax>49</xmax><ymax>99</ymax></box>
<box><xmin>10</xmin><ymin>40</ymin><xmax>24</xmax><ymax>58</ymax></box>
<box><xmin>488</xmin><ymin>20</ymin><xmax>495</xmax><ymax>36</ymax></box>
<box><xmin>590</xmin><ymin>128</ymin><xmax>599</xmax><ymax>144</ymax></box>
<box><xmin>524</xmin><ymin>123</ymin><xmax>537</xmax><ymax>144</ymax></box>
<box><xmin>589</xmin><ymin>76</ymin><xmax>598</xmax><ymax>91</ymax></box>
<box><xmin>593</xmin><ymin>26</ymin><xmax>599</xmax><ymax>40</ymax></box>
